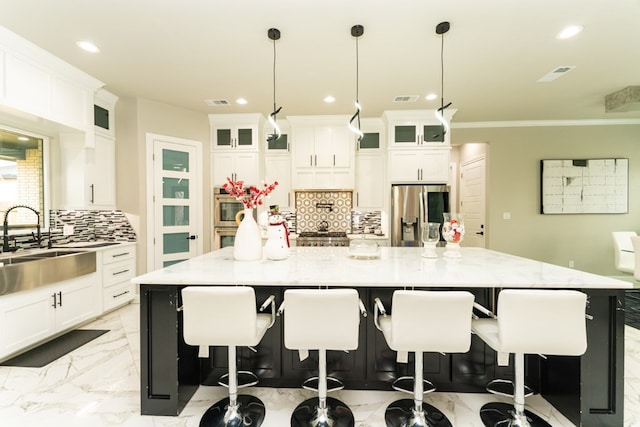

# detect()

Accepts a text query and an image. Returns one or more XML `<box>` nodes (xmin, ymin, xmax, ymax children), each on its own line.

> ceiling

<box><xmin>1</xmin><ymin>0</ymin><xmax>640</xmax><ymax>123</ymax></box>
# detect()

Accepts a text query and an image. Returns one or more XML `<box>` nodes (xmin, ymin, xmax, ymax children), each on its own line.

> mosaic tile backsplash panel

<box><xmin>295</xmin><ymin>190</ymin><xmax>352</xmax><ymax>233</ymax></box>
<box><xmin>50</xmin><ymin>210</ymin><xmax>137</xmax><ymax>245</ymax></box>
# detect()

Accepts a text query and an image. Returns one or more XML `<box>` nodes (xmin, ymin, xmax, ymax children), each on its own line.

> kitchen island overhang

<box><xmin>132</xmin><ymin>246</ymin><xmax>632</xmax><ymax>289</ymax></box>
<box><xmin>133</xmin><ymin>246</ymin><xmax>630</xmax><ymax>426</ymax></box>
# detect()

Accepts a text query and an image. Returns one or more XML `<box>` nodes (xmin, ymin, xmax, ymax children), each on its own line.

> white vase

<box><xmin>233</xmin><ymin>208</ymin><xmax>262</xmax><ymax>261</ymax></box>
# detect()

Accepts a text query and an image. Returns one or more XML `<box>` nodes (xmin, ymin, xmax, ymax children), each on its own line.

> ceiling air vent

<box><xmin>536</xmin><ymin>66</ymin><xmax>575</xmax><ymax>83</ymax></box>
<box><xmin>393</xmin><ymin>95</ymin><xmax>419</xmax><ymax>103</ymax></box>
<box><xmin>204</xmin><ymin>99</ymin><xmax>230</xmax><ymax>106</ymax></box>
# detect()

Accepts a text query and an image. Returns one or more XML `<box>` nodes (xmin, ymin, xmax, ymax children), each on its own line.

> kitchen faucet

<box><xmin>2</xmin><ymin>205</ymin><xmax>41</xmax><ymax>252</ymax></box>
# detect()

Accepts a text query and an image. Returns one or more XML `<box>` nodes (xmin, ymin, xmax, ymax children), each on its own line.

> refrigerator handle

<box><xmin>419</xmin><ymin>190</ymin><xmax>425</xmax><ymax>226</ymax></box>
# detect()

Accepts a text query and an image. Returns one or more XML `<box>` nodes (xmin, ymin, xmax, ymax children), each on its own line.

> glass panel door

<box><xmin>153</xmin><ymin>139</ymin><xmax>199</xmax><ymax>268</ymax></box>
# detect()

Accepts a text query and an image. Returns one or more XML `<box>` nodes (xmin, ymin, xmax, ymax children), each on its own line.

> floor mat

<box><xmin>0</xmin><ymin>329</ymin><xmax>109</xmax><ymax>368</ymax></box>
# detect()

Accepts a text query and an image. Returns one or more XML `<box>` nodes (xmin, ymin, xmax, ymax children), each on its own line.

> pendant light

<box><xmin>435</xmin><ymin>21</ymin><xmax>452</xmax><ymax>136</ymax></box>
<box><xmin>267</xmin><ymin>28</ymin><xmax>282</xmax><ymax>143</ymax></box>
<box><xmin>348</xmin><ymin>25</ymin><xmax>364</xmax><ymax>141</ymax></box>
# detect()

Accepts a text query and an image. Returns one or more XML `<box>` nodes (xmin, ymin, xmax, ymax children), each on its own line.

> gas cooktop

<box><xmin>297</xmin><ymin>231</ymin><xmax>348</xmax><ymax>238</ymax></box>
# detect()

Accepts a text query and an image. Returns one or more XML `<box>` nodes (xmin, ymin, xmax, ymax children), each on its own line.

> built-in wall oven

<box><xmin>213</xmin><ymin>187</ymin><xmax>246</xmax><ymax>228</ymax></box>
<box><xmin>213</xmin><ymin>187</ymin><xmax>256</xmax><ymax>249</ymax></box>
<box><xmin>214</xmin><ymin>227</ymin><xmax>237</xmax><ymax>249</ymax></box>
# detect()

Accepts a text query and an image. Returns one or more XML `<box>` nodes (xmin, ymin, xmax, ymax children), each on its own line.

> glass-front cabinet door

<box><xmin>214</xmin><ymin>126</ymin><xmax>254</xmax><ymax>149</ymax></box>
<box><xmin>209</xmin><ymin>114</ymin><xmax>264</xmax><ymax>151</ymax></box>
<box><xmin>359</xmin><ymin>132</ymin><xmax>380</xmax><ymax>150</ymax></box>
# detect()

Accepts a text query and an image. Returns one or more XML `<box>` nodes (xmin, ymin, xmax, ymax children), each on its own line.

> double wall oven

<box><xmin>213</xmin><ymin>187</ymin><xmax>255</xmax><ymax>249</ymax></box>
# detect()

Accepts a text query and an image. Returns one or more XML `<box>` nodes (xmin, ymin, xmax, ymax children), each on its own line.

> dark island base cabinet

<box><xmin>140</xmin><ymin>285</ymin><xmax>625</xmax><ymax>426</ymax></box>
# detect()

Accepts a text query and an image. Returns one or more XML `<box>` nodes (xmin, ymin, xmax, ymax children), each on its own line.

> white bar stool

<box><xmin>181</xmin><ymin>286</ymin><xmax>276</xmax><ymax>427</ymax></box>
<box><xmin>631</xmin><ymin>235</ymin><xmax>640</xmax><ymax>281</ymax></box>
<box><xmin>612</xmin><ymin>231</ymin><xmax>637</xmax><ymax>274</ymax></box>
<box><xmin>281</xmin><ymin>288</ymin><xmax>366</xmax><ymax>427</ymax></box>
<box><xmin>472</xmin><ymin>289</ymin><xmax>587</xmax><ymax>427</ymax></box>
<box><xmin>373</xmin><ymin>290</ymin><xmax>475</xmax><ymax>427</ymax></box>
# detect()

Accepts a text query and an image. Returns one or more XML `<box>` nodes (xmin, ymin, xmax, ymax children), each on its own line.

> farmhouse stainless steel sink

<box><xmin>0</xmin><ymin>249</ymin><xmax>96</xmax><ymax>296</ymax></box>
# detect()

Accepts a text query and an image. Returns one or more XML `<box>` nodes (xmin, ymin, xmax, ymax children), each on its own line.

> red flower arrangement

<box><xmin>222</xmin><ymin>178</ymin><xmax>279</xmax><ymax>209</ymax></box>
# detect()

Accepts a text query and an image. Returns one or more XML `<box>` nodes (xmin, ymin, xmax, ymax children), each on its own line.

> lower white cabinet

<box><xmin>0</xmin><ymin>272</ymin><xmax>100</xmax><ymax>360</ymax></box>
<box><xmin>99</xmin><ymin>244</ymin><xmax>136</xmax><ymax>312</ymax></box>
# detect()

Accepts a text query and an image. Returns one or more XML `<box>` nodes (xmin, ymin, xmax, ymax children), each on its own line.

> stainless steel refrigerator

<box><xmin>391</xmin><ymin>184</ymin><xmax>450</xmax><ymax>247</ymax></box>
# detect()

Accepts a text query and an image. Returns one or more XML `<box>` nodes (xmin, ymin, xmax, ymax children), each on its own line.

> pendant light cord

<box><xmin>435</xmin><ymin>22</ymin><xmax>452</xmax><ymax>136</ymax></box>
<box><xmin>349</xmin><ymin>25</ymin><xmax>363</xmax><ymax>141</ymax></box>
<box><xmin>272</xmin><ymin>37</ymin><xmax>278</xmax><ymax>114</ymax></box>
<box><xmin>267</xmin><ymin>28</ymin><xmax>282</xmax><ymax>142</ymax></box>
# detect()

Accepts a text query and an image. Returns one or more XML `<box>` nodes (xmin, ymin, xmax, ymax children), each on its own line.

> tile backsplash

<box><xmin>351</xmin><ymin>210</ymin><xmax>383</xmax><ymax>234</ymax></box>
<box><xmin>49</xmin><ymin>210</ymin><xmax>137</xmax><ymax>246</ymax></box>
<box><xmin>295</xmin><ymin>190</ymin><xmax>352</xmax><ymax>232</ymax></box>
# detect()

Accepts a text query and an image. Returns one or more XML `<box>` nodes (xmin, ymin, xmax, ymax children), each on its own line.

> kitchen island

<box><xmin>133</xmin><ymin>246</ymin><xmax>631</xmax><ymax>426</ymax></box>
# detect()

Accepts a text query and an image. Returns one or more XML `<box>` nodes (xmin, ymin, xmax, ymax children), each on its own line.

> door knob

<box><xmin>476</xmin><ymin>231</ymin><xmax>484</xmax><ymax>236</ymax></box>
<box><xmin>186</xmin><ymin>235</ymin><xmax>198</xmax><ymax>240</ymax></box>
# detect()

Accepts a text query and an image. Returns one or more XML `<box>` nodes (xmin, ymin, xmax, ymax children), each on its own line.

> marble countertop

<box><xmin>132</xmin><ymin>246</ymin><xmax>631</xmax><ymax>289</ymax></box>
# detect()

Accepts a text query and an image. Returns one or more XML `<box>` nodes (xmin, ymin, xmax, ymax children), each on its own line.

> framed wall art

<box><xmin>540</xmin><ymin>158</ymin><xmax>628</xmax><ymax>214</ymax></box>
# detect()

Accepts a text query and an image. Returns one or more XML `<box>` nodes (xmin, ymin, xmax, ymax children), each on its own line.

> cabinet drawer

<box><xmin>102</xmin><ymin>259</ymin><xmax>135</xmax><ymax>288</ymax></box>
<box><xmin>103</xmin><ymin>282</ymin><xmax>135</xmax><ymax>312</ymax></box>
<box><xmin>102</xmin><ymin>245</ymin><xmax>135</xmax><ymax>264</ymax></box>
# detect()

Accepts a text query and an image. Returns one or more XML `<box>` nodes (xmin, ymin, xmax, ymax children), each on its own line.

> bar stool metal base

<box><xmin>384</xmin><ymin>399</ymin><xmax>452</xmax><ymax>427</ymax></box>
<box><xmin>291</xmin><ymin>397</ymin><xmax>354</xmax><ymax>427</ymax></box>
<box><xmin>199</xmin><ymin>395</ymin><xmax>266</xmax><ymax>427</ymax></box>
<box><xmin>479</xmin><ymin>402</ymin><xmax>551</xmax><ymax>427</ymax></box>
<box><xmin>218</xmin><ymin>371</ymin><xmax>259</xmax><ymax>389</ymax></box>
<box><xmin>302</xmin><ymin>376</ymin><xmax>345</xmax><ymax>393</ymax></box>
<box><xmin>486</xmin><ymin>379</ymin><xmax>534</xmax><ymax>399</ymax></box>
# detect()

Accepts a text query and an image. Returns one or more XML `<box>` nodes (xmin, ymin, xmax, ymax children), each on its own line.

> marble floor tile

<box><xmin>0</xmin><ymin>302</ymin><xmax>637</xmax><ymax>426</ymax></box>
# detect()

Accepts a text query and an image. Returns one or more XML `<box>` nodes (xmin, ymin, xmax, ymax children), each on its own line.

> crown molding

<box><xmin>452</xmin><ymin>118</ymin><xmax>640</xmax><ymax>129</ymax></box>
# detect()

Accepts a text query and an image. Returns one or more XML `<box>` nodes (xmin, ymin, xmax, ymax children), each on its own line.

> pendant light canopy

<box><xmin>348</xmin><ymin>24</ymin><xmax>364</xmax><ymax>141</ymax></box>
<box><xmin>435</xmin><ymin>21</ymin><xmax>452</xmax><ymax>136</ymax></box>
<box><xmin>267</xmin><ymin>27</ymin><xmax>282</xmax><ymax>143</ymax></box>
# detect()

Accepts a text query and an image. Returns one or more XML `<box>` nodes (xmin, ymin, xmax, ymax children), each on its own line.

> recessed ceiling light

<box><xmin>76</xmin><ymin>40</ymin><xmax>100</xmax><ymax>53</ymax></box>
<box><xmin>556</xmin><ymin>25</ymin><xmax>584</xmax><ymax>40</ymax></box>
<box><xmin>425</xmin><ymin>93</ymin><xmax>438</xmax><ymax>101</ymax></box>
<box><xmin>236</xmin><ymin>98</ymin><xmax>248</xmax><ymax>105</ymax></box>
<box><xmin>324</xmin><ymin>96</ymin><xmax>336</xmax><ymax>103</ymax></box>
<box><xmin>17</xmin><ymin>136</ymin><xmax>29</xmax><ymax>141</ymax></box>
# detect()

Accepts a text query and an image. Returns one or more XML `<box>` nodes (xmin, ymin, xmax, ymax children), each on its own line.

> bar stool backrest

<box><xmin>284</xmin><ymin>288</ymin><xmax>360</xmax><ymax>351</ymax></box>
<box><xmin>497</xmin><ymin>289</ymin><xmax>587</xmax><ymax>356</ymax></box>
<box><xmin>390</xmin><ymin>290</ymin><xmax>474</xmax><ymax>353</ymax></box>
<box><xmin>631</xmin><ymin>235</ymin><xmax>640</xmax><ymax>282</ymax></box>
<box><xmin>612</xmin><ymin>231</ymin><xmax>637</xmax><ymax>274</ymax></box>
<box><xmin>182</xmin><ymin>286</ymin><xmax>258</xmax><ymax>347</ymax></box>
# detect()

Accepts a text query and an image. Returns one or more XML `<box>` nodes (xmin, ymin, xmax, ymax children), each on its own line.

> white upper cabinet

<box><xmin>264</xmin><ymin>155</ymin><xmax>292</xmax><ymax>208</ymax></box>
<box><xmin>383</xmin><ymin>109</ymin><xmax>456</xmax><ymax>147</ymax></box>
<box><xmin>0</xmin><ymin>26</ymin><xmax>102</xmax><ymax>136</ymax></box>
<box><xmin>209</xmin><ymin>113</ymin><xmax>264</xmax><ymax>151</ymax></box>
<box><xmin>212</xmin><ymin>151</ymin><xmax>259</xmax><ymax>187</ymax></box>
<box><xmin>356</xmin><ymin>153</ymin><xmax>386</xmax><ymax>208</ymax></box>
<box><xmin>388</xmin><ymin>148</ymin><xmax>451</xmax><ymax>184</ymax></box>
<box><xmin>289</xmin><ymin>116</ymin><xmax>355</xmax><ymax>189</ymax></box>
<box><xmin>94</xmin><ymin>88</ymin><xmax>118</xmax><ymax>137</ymax></box>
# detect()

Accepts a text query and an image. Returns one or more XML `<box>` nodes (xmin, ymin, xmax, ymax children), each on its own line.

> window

<box><xmin>0</xmin><ymin>127</ymin><xmax>46</xmax><ymax>229</ymax></box>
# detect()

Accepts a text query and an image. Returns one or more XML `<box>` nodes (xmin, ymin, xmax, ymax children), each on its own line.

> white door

<box><xmin>460</xmin><ymin>156</ymin><xmax>486</xmax><ymax>248</ymax></box>
<box><xmin>147</xmin><ymin>133</ymin><xmax>203</xmax><ymax>270</ymax></box>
